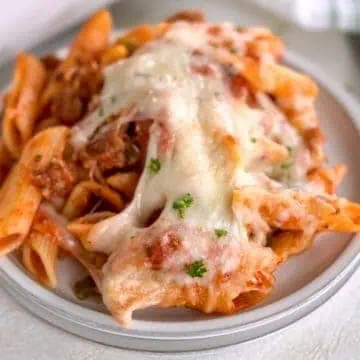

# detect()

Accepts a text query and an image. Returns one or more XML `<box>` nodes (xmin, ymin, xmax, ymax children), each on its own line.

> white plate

<box><xmin>1</xmin><ymin>50</ymin><xmax>360</xmax><ymax>352</ymax></box>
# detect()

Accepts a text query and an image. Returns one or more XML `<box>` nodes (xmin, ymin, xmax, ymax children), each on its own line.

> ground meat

<box><xmin>79</xmin><ymin>120</ymin><xmax>152</xmax><ymax>176</ymax></box>
<box><xmin>50</xmin><ymin>60</ymin><xmax>104</xmax><ymax>125</ymax></box>
<box><xmin>32</xmin><ymin>158</ymin><xmax>78</xmax><ymax>204</ymax></box>
<box><xmin>51</xmin><ymin>86</ymin><xmax>84</xmax><ymax>125</ymax></box>
<box><xmin>81</xmin><ymin>126</ymin><xmax>138</xmax><ymax>174</ymax></box>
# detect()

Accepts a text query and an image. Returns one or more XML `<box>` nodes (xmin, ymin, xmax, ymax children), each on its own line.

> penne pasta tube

<box><xmin>68</xmin><ymin>9</ymin><xmax>112</xmax><ymax>61</ymax></box>
<box><xmin>233</xmin><ymin>187</ymin><xmax>360</xmax><ymax>235</ymax></box>
<box><xmin>0</xmin><ymin>164</ymin><xmax>41</xmax><ymax>255</ymax></box>
<box><xmin>22</xmin><ymin>230</ymin><xmax>58</xmax><ymax>288</ymax></box>
<box><xmin>101</xmin><ymin>44</ymin><xmax>128</xmax><ymax>66</ymax></box>
<box><xmin>106</xmin><ymin>172</ymin><xmax>140</xmax><ymax>198</ymax></box>
<box><xmin>68</xmin><ymin>211</ymin><xmax>115</xmax><ymax>248</ymax></box>
<box><xmin>115</xmin><ymin>23</ymin><xmax>170</xmax><ymax>54</ymax></box>
<box><xmin>2</xmin><ymin>52</ymin><xmax>47</xmax><ymax>158</ymax></box>
<box><xmin>40</xmin><ymin>10</ymin><xmax>112</xmax><ymax>110</ymax></box>
<box><xmin>0</xmin><ymin>126</ymin><xmax>69</xmax><ymax>256</ymax></box>
<box><xmin>63</xmin><ymin>181</ymin><xmax>125</xmax><ymax>220</ymax></box>
<box><xmin>39</xmin><ymin>203</ymin><xmax>103</xmax><ymax>289</ymax></box>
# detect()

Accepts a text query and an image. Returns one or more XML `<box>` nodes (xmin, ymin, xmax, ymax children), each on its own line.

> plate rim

<box><xmin>1</xmin><ymin>48</ymin><xmax>360</xmax><ymax>351</ymax></box>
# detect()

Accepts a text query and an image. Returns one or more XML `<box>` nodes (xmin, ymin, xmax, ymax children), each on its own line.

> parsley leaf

<box><xmin>149</xmin><ymin>158</ymin><xmax>161</xmax><ymax>174</ymax></box>
<box><xmin>215</xmin><ymin>229</ymin><xmax>228</xmax><ymax>238</ymax></box>
<box><xmin>280</xmin><ymin>160</ymin><xmax>293</xmax><ymax>170</ymax></box>
<box><xmin>172</xmin><ymin>193</ymin><xmax>194</xmax><ymax>219</ymax></box>
<box><xmin>186</xmin><ymin>260</ymin><xmax>207</xmax><ymax>278</ymax></box>
<box><xmin>251</xmin><ymin>137</ymin><xmax>257</xmax><ymax>143</ymax></box>
<box><xmin>286</xmin><ymin>145</ymin><xmax>295</xmax><ymax>153</ymax></box>
<box><xmin>98</xmin><ymin>105</ymin><xmax>104</xmax><ymax>116</ymax></box>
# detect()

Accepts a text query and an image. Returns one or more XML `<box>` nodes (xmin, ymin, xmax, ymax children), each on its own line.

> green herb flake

<box><xmin>98</xmin><ymin>105</ymin><xmax>104</xmax><ymax>117</ymax></box>
<box><xmin>215</xmin><ymin>229</ymin><xmax>228</xmax><ymax>238</ymax></box>
<box><xmin>280</xmin><ymin>160</ymin><xmax>293</xmax><ymax>170</ymax></box>
<box><xmin>230</xmin><ymin>47</ymin><xmax>237</xmax><ymax>54</ymax></box>
<box><xmin>172</xmin><ymin>193</ymin><xmax>194</xmax><ymax>219</ymax></box>
<box><xmin>110</xmin><ymin>95</ymin><xmax>117</xmax><ymax>104</ymax></box>
<box><xmin>286</xmin><ymin>146</ymin><xmax>294</xmax><ymax>153</ymax></box>
<box><xmin>251</xmin><ymin>137</ymin><xmax>257</xmax><ymax>143</ymax></box>
<box><xmin>148</xmin><ymin>158</ymin><xmax>161</xmax><ymax>174</ymax></box>
<box><xmin>186</xmin><ymin>260</ymin><xmax>207</xmax><ymax>278</ymax></box>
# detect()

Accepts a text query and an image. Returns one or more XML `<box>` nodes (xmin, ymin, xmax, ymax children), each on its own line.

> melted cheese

<box><xmin>70</xmin><ymin>22</ymin><xmax>315</xmax><ymax>288</ymax></box>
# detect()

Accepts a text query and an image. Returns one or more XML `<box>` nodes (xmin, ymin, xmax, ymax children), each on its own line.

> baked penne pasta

<box><xmin>0</xmin><ymin>9</ymin><xmax>359</xmax><ymax>328</ymax></box>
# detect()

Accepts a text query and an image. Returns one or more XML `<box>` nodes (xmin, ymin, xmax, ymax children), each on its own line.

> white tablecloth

<box><xmin>1</xmin><ymin>2</ymin><xmax>360</xmax><ymax>359</ymax></box>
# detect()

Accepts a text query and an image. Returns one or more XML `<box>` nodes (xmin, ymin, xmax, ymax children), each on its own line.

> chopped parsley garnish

<box><xmin>287</xmin><ymin>145</ymin><xmax>295</xmax><ymax>153</ymax></box>
<box><xmin>98</xmin><ymin>105</ymin><xmax>104</xmax><ymax>116</ymax></box>
<box><xmin>230</xmin><ymin>47</ymin><xmax>237</xmax><ymax>54</ymax></box>
<box><xmin>215</xmin><ymin>229</ymin><xmax>228</xmax><ymax>238</ymax></box>
<box><xmin>110</xmin><ymin>95</ymin><xmax>117</xmax><ymax>104</ymax></box>
<box><xmin>251</xmin><ymin>137</ymin><xmax>257</xmax><ymax>143</ymax></box>
<box><xmin>148</xmin><ymin>158</ymin><xmax>161</xmax><ymax>174</ymax></box>
<box><xmin>172</xmin><ymin>193</ymin><xmax>194</xmax><ymax>219</ymax></box>
<box><xmin>280</xmin><ymin>160</ymin><xmax>294</xmax><ymax>170</ymax></box>
<box><xmin>186</xmin><ymin>260</ymin><xmax>207</xmax><ymax>278</ymax></box>
<box><xmin>130</xmin><ymin>235</ymin><xmax>135</xmax><ymax>240</ymax></box>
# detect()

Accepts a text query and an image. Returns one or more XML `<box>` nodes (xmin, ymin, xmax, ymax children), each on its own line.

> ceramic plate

<box><xmin>1</xmin><ymin>49</ymin><xmax>360</xmax><ymax>352</ymax></box>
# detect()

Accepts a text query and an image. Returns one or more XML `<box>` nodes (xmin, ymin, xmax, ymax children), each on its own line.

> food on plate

<box><xmin>1</xmin><ymin>9</ymin><xmax>359</xmax><ymax>327</ymax></box>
